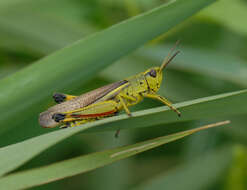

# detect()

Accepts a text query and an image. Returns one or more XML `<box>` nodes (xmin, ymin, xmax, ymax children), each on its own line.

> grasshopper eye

<box><xmin>149</xmin><ymin>69</ymin><xmax>156</xmax><ymax>77</ymax></box>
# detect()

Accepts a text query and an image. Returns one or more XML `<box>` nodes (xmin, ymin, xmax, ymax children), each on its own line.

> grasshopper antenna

<box><xmin>160</xmin><ymin>40</ymin><xmax>180</xmax><ymax>71</ymax></box>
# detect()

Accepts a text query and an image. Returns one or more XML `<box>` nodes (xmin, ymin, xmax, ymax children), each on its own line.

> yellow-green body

<box><xmin>39</xmin><ymin>50</ymin><xmax>180</xmax><ymax>129</ymax></box>
<box><xmin>104</xmin><ymin>69</ymin><xmax>161</xmax><ymax>111</ymax></box>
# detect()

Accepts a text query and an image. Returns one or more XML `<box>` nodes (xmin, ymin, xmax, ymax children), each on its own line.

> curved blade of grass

<box><xmin>0</xmin><ymin>89</ymin><xmax>244</xmax><ymax>177</ymax></box>
<box><xmin>0</xmin><ymin>121</ymin><xmax>229</xmax><ymax>189</ymax></box>
<box><xmin>134</xmin><ymin>146</ymin><xmax>233</xmax><ymax>190</ymax></box>
<box><xmin>88</xmin><ymin>89</ymin><xmax>246</xmax><ymax>133</ymax></box>
<box><xmin>0</xmin><ymin>0</ymin><xmax>215</xmax><ymax>136</ymax></box>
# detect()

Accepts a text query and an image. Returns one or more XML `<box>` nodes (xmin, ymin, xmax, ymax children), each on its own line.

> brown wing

<box><xmin>39</xmin><ymin>80</ymin><xmax>128</xmax><ymax>128</ymax></box>
<box><xmin>74</xmin><ymin>80</ymin><xmax>129</xmax><ymax>108</ymax></box>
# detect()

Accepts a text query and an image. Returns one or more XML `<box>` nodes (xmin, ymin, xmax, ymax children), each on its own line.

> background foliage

<box><xmin>0</xmin><ymin>0</ymin><xmax>247</xmax><ymax>189</ymax></box>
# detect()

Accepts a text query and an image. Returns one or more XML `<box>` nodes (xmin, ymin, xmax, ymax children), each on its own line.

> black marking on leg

<box><xmin>52</xmin><ymin>113</ymin><xmax>66</xmax><ymax>122</ymax></box>
<box><xmin>53</xmin><ymin>93</ymin><xmax>66</xmax><ymax>103</ymax></box>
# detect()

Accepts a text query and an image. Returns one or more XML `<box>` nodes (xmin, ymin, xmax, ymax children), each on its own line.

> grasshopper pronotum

<box><xmin>39</xmin><ymin>47</ymin><xmax>181</xmax><ymax>131</ymax></box>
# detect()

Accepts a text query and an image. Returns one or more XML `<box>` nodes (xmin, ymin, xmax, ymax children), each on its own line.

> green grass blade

<box><xmin>89</xmin><ymin>89</ymin><xmax>245</xmax><ymax>133</ymax></box>
<box><xmin>0</xmin><ymin>0</ymin><xmax>215</xmax><ymax>136</ymax></box>
<box><xmin>0</xmin><ymin>89</ymin><xmax>244</xmax><ymax>177</ymax></box>
<box><xmin>0</xmin><ymin>121</ymin><xmax>229</xmax><ymax>189</ymax></box>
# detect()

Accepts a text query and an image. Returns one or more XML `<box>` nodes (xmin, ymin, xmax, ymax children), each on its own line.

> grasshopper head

<box><xmin>144</xmin><ymin>50</ymin><xmax>179</xmax><ymax>93</ymax></box>
<box><xmin>144</xmin><ymin>67</ymin><xmax>163</xmax><ymax>92</ymax></box>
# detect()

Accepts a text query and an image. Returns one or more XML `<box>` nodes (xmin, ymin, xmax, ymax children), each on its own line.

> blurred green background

<box><xmin>0</xmin><ymin>0</ymin><xmax>247</xmax><ymax>189</ymax></box>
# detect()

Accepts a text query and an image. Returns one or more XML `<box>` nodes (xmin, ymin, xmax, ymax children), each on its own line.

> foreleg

<box><xmin>142</xmin><ymin>93</ymin><xmax>181</xmax><ymax>116</ymax></box>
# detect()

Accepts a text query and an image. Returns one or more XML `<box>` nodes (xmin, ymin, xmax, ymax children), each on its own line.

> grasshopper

<box><xmin>39</xmin><ymin>48</ymin><xmax>181</xmax><ymax>131</ymax></box>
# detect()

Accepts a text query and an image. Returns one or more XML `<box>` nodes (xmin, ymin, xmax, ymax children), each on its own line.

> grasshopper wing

<box><xmin>39</xmin><ymin>80</ymin><xmax>129</xmax><ymax>128</ymax></box>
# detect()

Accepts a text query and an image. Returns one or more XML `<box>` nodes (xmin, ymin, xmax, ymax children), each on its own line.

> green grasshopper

<box><xmin>39</xmin><ymin>48</ymin><xmax>181</xmax><ymax>132</ymax></box>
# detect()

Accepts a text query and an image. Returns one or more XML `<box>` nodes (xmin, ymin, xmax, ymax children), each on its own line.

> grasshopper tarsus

<box><xmin>174</xmin><ymin>109</ymin><xmax>181</xmax><ymax>117</ymax></box>
<box><xmin>115</xmin><ymin>129</ymin><xmax>120</xmax><ymax>138</ymax></box>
